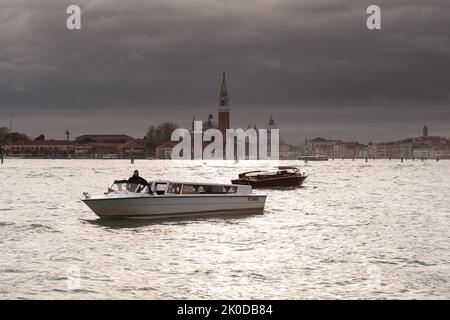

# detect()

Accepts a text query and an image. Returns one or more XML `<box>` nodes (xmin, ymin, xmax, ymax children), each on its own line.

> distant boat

<box><xmin>299</xmin><ymin>156</ymin><xmax>328</xmax><ymax>161</ymax></box>
<box><xmin>82</xmin><ymin>180</ymin><xmax>266</xmax><ymax>220</ymax></box>
<box><xmin>231</xmin><ymin>166</ymin><xmax>307</xmax><ymax>189</ymax></box>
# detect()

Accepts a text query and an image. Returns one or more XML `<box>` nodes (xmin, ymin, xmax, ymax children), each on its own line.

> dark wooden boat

<box><xmin>231</xmin><ymin>166</ymin><xmax>307</xmax><ymax>188</ymax></box>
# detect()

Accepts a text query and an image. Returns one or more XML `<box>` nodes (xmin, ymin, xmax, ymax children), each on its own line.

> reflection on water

<box><xmin>82</xmin><ymin>218</ymin><xmax>168</xmax><ymax>230</ymax></box>
<box><xmin>1</xmin><ymin>159</ymin><xmax>450</xmax><ymax>299</ymax></box>
<box><xmin>82</xmin><ymin>214</ymin><xmax>254</xmax><ymax>230</ymax></box>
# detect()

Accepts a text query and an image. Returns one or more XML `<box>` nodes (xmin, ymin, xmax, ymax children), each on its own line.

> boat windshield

<box><xmin>278</xmin><ymin>166</ymin><xmax>300</xmax><ymax>173</ymax></box>
<box><xmin>112</xmin><ymin>182</ymin><xmax>149</xmax><ymax>193</ymax></box>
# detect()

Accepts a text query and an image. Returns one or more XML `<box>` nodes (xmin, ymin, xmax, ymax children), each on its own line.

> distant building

<box><xmin>279</xmin><ymin>143</ymin><xmax>300</xmax><ymax>160</ymax></box>
<box><xmin>75</xmin><ymin>134</ymin><xmax>133</xmax><ymax>144</ymax></box>
<box><xmin>413</xmin><ymin>147</ymin><xmax>431</xmax><ymax>159</ymax></box>
<box><xmin>4</xmin><ymin>134</ymin><xmax>148</xmax><ymax>159</ymax></box>
<box><xmin>267</xmin><ymin>115</ymin><xmax>278</xmax><ymax>158</ymax></box>
<box><xmin>5</xmin><ymin>138</ymin><xmax>147</xmax><ymax>159</ymax></box>
<box><xmin>366</xmin><ymin>133</ymin><xmax>450</xmax><ymax>159</ymax></box>
<box><xmin>368</xmin><ymin>141</ymin><xmax>411</xmax><ymax>159</ymax></box>
<box><xmin>204</xmin><ymin>112</ymin><xmax>217</xmax><ymax>130</ymax></box>
<box><xmin>331</xmin><ymin>141</ymin><xmax>366</xmax><ymax>159</ymax></box>
<box><xmin>423</xmin><ymin>124</ymin><xmax>428</xmax><ymax>138</ymax></box>
<box><xmin>117</xmin><ymin>139</ymin><xmax>146</xmax><ymax>159</ymax></box>
<box><xmin>218</xmin><ymin>72</ymin><xmax>231</xmax><ymax>137</ymax></box>
<box><xmin>75</xmin><ymin>134</ymin><xmax>137</xmax><ymax>158</ymax></box>
<box><xmin>310</xmin><ymin>137</ymin><xmax>342</xmax><ymax>158</ymax></box>
<box><xmin>189</xmin><ymin>73</ymin><xmax>231</xmax><ymax>141</ymax></box>
<box><xmin>398</xmin><ymin>142</ymin><xmax>413</xmax><ymax>159</ymax></box>
<box><xmin>156</xmin><ymin>142</ymin><xmax>178</xmax><ymax>159</ymax></box>
<box><xmin>4</xmin><ymin>140</ymin><xmax>81</xmax><ymax>158</ymax></box>
<box><xmin>430</xmin><ymin>148</ymin><xmax>450</xmax><ymax>159</ymax></box>
<box><xmin>412</xmin><ymin>135</ymin><xmax>450</xmax><ymax>159</ymax></box>
<box><xmin>191</xmin><ymin>112</ymin><xmax>218</xmax><ymax>132</ymax></box>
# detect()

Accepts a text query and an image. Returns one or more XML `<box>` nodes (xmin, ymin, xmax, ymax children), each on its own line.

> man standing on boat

<box><xmin>128</xmin><ymin>170</ymin><xmax>149</xmax><ymax>187</ymax></box>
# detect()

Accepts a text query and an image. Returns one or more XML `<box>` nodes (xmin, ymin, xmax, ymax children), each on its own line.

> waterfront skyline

<box><xmin>1</xmin><ymin>0</ymin><xmax>450</xmax><ymax>143</ymax></box>
<box><xmin>0</xmin><ymin>116</ymin><xmax>447</xmax><ymax>146</ymax></box>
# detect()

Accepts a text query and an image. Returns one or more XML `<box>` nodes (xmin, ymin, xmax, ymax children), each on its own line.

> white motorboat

<box><xmin>82</xmin><ymin>180</ymin><xmax>267</xmax><ymax>220</ymax></box>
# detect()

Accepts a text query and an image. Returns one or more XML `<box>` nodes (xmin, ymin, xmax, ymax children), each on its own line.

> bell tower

<box><xmin>423</xmin><ymin>123</ymin><xmax>428</xmax><ymax>137</ymax></box>
<box><xmin>218</xmin><ymin>73</ymin><xmax>230</xmax><ymax>137</ymax></box>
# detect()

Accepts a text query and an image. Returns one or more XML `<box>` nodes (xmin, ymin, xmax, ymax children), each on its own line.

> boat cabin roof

<box><xmin>112</xmin><ymin>180</ymin><xmax>253</xmax><ymax>195</ymax></box>
<box><xmin>240</xmin><ymin>166</ymin><xmax>300</xmax><ymax>177</ymax></box>
<box><xmin>277</xmin><ymin>166</ymin><xmax>299</xmax><ymax>170</ymax></box>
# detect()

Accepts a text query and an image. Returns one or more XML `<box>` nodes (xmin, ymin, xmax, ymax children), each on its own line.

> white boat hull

<box><xmin>82</xmin><ymin>195</ymin><xmax>266</xmax><ymax>220</ymax></box>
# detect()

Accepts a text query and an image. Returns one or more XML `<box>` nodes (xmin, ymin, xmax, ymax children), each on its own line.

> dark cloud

<box><xmin>0</xmin><ymin>0</ymin><xmax>449</xmax><ymax>142</ymax></box>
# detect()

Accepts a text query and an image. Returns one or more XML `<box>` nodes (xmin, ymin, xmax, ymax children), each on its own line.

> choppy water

<box><xmin>1</xmin><ymin>159</ymin><xmax>449</xmax><ymax>299</ymax></box>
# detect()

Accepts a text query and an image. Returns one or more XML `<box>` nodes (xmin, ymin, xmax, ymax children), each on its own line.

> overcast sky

<box><xmin>1</xmin><ymin>0</ymin><xmax>449</xmax><ymax>143</ymax></box>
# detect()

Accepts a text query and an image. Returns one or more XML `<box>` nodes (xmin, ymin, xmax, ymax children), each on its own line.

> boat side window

<box><xmin>181</xmin><ymin>184</ymin><xmax>237</xmax><ymax>194</ymax></box>
<box><xmin>198</xmin><ymin>185</ymin><xmax>210</xmax><ymax>193</ymax></box>
<box><xmin>224</xmin><ymin>186</ymin><xmax>237</xmax><ymax>193</ymax></box>
<box><xmin>167</xmin><ymin>183</ymin><xmax>182</xmax><ymax>194</ymax></box>
<box><xmin>154</xmin><ymin>183</ymin><xmax>167</xmax><ymax>195</ymax></box>
<box><xmin>181</xmin><ymin>184</ymin><xmax>207</xmax><ymax>194</ymax></box>
<box><xmin>182</xmin><ymin>184</ymin><xmax>198</xmax><ymax>194</ymax></box>
<box><xmin>211</xmin><ymin>186</ymin><xmax>227</xmax><ymax>193</ymax></box>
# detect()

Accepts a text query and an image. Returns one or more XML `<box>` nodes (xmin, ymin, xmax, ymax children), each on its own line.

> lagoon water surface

<box><xmin>1</xmin><ymin>159</ymin><xmax>449</xmax><ymax>299</ymax></box>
